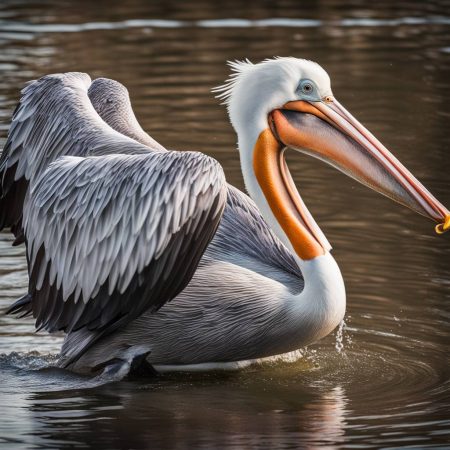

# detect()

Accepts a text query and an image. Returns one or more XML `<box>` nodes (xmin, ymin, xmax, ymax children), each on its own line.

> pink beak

<box><xmin>270</xmin><ymin>98</ymin><xmax>450</xmax><ymax>234</ymax></box>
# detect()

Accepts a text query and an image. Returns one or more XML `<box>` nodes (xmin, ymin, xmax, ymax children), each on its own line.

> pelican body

<box><xmin>0</xmin><ymin>58</ymin><xmax>448</xmax><ymax>375</ymax></box>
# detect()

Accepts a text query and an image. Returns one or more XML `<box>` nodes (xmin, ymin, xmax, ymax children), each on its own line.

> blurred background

<box><xmin>0</xmin><ymin>1</ymin><xmax>449</xmax><ymax>449</ymax></box>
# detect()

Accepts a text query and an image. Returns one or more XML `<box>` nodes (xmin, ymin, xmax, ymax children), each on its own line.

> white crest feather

<box><xmin>212</xmin><ymin>58</ymin><xmax>254</xmax><ymax>105</ymax></box>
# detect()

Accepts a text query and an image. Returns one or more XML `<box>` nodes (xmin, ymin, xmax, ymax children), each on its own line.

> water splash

<box><xmin>0</xmin><ymin>351</ymin><xmax>143</xmax><ymax>391</ymax></box>
<box><xmin>0</xmin><ymin>351</ymin><xmax>58</xmax><ymax>370</ymax></box>
<box><xmin>335</xmin><ymin>320</ymin><xmax>346</xmax><ymax>354</ymax></box>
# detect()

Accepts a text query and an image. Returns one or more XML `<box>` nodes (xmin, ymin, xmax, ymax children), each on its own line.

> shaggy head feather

<box><xmin>213</xmin><ymin>57</ymin><xmax>332</xmax><ymax>139</ymax></box>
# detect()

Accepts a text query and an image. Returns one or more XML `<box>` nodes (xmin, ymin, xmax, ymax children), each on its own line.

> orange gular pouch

<box><xmin>252</xmin><ymin>128</ymin><xmax>328</xmax><ymax>261</ymax></box>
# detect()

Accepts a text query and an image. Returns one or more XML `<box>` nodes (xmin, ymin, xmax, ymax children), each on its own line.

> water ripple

<box><xmin>1</xmin><ymin>16</ymin><xmax>450</xmax><ymax>35</ymax></box>
<box><xmin>0</xmin><ymin>1</ymin><xmax>449</xmax><ymax>448</ymax></box>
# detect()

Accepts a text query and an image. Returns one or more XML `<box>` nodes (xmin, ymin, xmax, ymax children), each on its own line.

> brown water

<box><xmin>1</xmin><ymin>1</ymin><xmax>450</xmax><ymax>448</ymax></box>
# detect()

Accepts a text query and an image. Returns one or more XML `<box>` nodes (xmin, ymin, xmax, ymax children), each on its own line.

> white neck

<box><xmin>237</xmin><ymin>124</ymin><xmax>346</xmax><ymax>341</ymax></box>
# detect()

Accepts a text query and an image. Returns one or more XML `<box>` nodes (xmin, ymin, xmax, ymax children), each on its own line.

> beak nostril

<box><xmin>324</xmin><ymin>96</ymin><xmax>334</xmax><ymax>104</ymax></box>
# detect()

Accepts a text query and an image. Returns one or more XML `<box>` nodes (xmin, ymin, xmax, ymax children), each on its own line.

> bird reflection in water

<box><xmin>25</xmin><ymin>372</ymin><xmax>347</xmax><ymax>449</ymax></box>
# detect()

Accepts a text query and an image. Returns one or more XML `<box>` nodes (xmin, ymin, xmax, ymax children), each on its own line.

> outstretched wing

<box><xmin>23</xmin><ymin>150</ymin><xmax>226</xmax><ymax>342</ymax></box>
<box><xmin>2</xmin><ymin>71</ymin><xmax>228</xmax><ymax>365</ymax></box>
<box><xmin>0</xmin><ymin>72</ymin><xmax>147</xmax><ymax>240</ymax></box>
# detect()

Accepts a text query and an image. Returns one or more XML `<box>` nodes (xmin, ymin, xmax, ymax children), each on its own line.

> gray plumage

<box><xmin>25</xmin><ymin>152</ymin><xmax>225</xmax><ymax>333</ymax></box>
<box><xmin>2</xmin><ymin>72</ymin><xmax>305</xmax><ymax>374</ymax></box>
<box><xmin>61</xmin><ymin>185</ymin><xmax>304</xmax><ymax>371</ymax></box>
<box><xmin>0</xmin><ymin>73</ymin><xmax>149</xmax><ymax>241</ymax></box>
<box><xmin>1</xmin><ymin>73</ymin><xmax>228</xmax><ymax>366</ymax></box>
<box><xmin>88</xmin><ymin>78</ymin><xmax>165</xmax><ymax>151</ymax></box>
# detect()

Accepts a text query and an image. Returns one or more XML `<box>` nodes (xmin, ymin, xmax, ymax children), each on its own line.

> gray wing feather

<box><xmin>0</xmin><ymin>72</ymin><xmax>147</xmax><ymax>238</ymax></box>
<box><xmin>208</xmin><ymin>185</ymin><xmax>301</xmax><ymax>279</ymax></box>
<box><xmin>24</xmin><ymin>150</ymin><xmax>226</xmax><ymax>338</ymax></box>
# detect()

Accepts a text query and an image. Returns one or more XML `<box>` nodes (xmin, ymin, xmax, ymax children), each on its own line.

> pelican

<box><xmin>0</xmin><ymin>58</ymin><xmax>448</xmax><ymax>376</ymax></box>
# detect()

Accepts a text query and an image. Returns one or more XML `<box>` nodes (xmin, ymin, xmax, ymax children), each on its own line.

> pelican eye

<box><xmin>302</xmin><ymin>82</ymin><xmax>313</xmax><ymax>94</ymax></box>
<box><xmin>297</xmin><ymin>79</ymin><xmax>320</xmax><ymax>100</ymax></box>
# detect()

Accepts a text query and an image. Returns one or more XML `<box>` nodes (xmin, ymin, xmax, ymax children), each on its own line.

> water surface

<box><xmin>0</xmin><ymin>1</ymin><xmax>449</xmax><ymax>448</ymax></box>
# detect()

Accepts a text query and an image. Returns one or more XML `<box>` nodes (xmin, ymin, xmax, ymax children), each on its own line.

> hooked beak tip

<box><xmin>435</xmin><ymin>215</ymin><xmax>450</xmax><ymax>235</ymax></box>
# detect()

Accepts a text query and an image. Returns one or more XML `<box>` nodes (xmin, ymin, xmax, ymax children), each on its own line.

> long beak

<box><xmin>270</xmin><ymin>99</ymin><xmax>450</xmax><ymax>234</ymax></box>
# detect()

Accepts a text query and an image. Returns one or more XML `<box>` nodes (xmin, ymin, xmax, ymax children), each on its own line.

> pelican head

<box><xmin>215</xmin><ymin>57</ymin><xmax>450</xmax><ymax>261</ymax></box>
